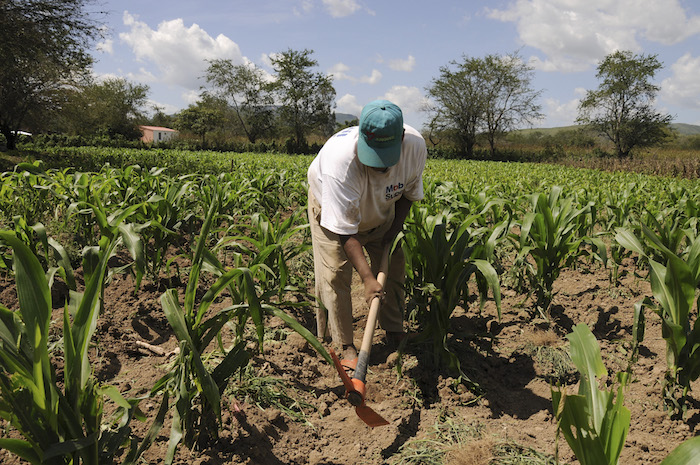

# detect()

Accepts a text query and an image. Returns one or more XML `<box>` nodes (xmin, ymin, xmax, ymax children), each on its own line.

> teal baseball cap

<box><xmin>357</xmin><ymin>100</ymin><xmax>404</xmax><ymax>168</ymax></box>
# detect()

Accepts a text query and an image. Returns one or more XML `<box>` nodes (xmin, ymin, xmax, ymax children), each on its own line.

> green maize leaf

<box><xmin>165</xmin><ymin>390</ymin><xmax>184</xmax><ymax>465</ymax></box>
<box><xmin>567</xmin><ymin>324</ymin><xmax>607</xmax><ymax>428</ymax></box>
<box><xmin>0</xmin><ymin>437</ymin><xmax>42</xmax><ymax>464</ymax></box>
<box><xmin>266</xmin><ymin>305</ymin><xmax>332</xmax><ymax>364</ymax></box>
<box><xmin>600</xmin><ymin>384</ymin><xmax>631</xmax><ymax>463</ymax></box>
<box><xmin>118</xmin><ymin>222</ymin><xmax>145</xmax><ymax>289</ymax></box>
<box><xmin>519</xmin><ymin>212</ymin><xmax>536</xmax><ymax>248</ymax></box>
<box><xmin>0</xmin><ymin>231</ymin><xmax>53</xmax><ymax>414</ymax></box>
<box><xmin>649</xmin><ymin>257</ymin><xmax>694</xmax><ymax>329</ymax></box>
<box><xmin>473</xmin><ymin>259</ymin><xmax>501</xmax><ymax>319</ymax></box>
<box><xmin>614</xmin><ymin>228</ymin><xmax>647</xmax><ymax>257</ymax></box>
<box><xmin>122</xmin><ymin>394</ymin><xmax>168</xmax><ymax>465</ymax></box>
<box><xmin>0</xmin><ymin>304</ymin><xmax>20</xmax><ymax>350</ymax></box>
<box><xmin>194</xmin><ymin>267</ymin><xmax>246</xmax><ymax>327</ymax></box>
<box><xmin>662</xmin><ymin>435</ymin><xmax>700</xmax><ymax>465</ymax></box>
<box><xmin>185</xmin><ymin>193</ymin><xmax>219</xmax><ymax>315</ymax></box>
<box><xmin>160</xmin><ymin>290</ymin><xmax>221</xmax><ymax>419</ymax></box>
<box><xmin>69</xmin><ymin>235</ymin><xmax>119</xmax><ymax>392</ymax></box>
<box><xmin>587</xmin><ymin>236</ymin><xmax>608</xmax><ymax>267</ymax></box>
<box><xmin>47</xmin><ymin>237</ymin><xmax>76</xmax><ymax>291</ymax></box>
<box><xmin>42</xmin><ymin>431</ymin><xmax>98</xmax><ymax>461</ymax></box>
<box><xmin>242</xmin><ymin>269</ymin><xmax>265</xmax><ymax>348</ymax></box>
<box><xmin>210</xmin><ymin>341</ymin><xmax>250</xmax><ymax>390</ymax></box>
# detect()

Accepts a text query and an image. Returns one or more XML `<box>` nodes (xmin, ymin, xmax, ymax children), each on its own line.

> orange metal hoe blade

<box><xmin>329</xmin><ymin>348</ymin><xmax>389</xmax><ymax>428</ymax></box>
<box><xmin>355</xmin><ymin>405</ymin><xmax>389</xmax><ymax>428</ymax></box>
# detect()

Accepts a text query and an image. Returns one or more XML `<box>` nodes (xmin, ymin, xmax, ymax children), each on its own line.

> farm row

<box><xmin>1</xmin><ymin>148</ymin><xmax>700</xmax><ymax>464</ymax></box>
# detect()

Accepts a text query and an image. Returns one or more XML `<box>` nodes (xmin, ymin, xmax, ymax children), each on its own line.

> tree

<box><xmin>60</xmin><ymin>77</ymin><xmax>150</xmax><ymax>139</ymax></box>
<box><xmin>424</xmin><ymin>51</ymin><xmax>542</xmax><ymax>158</ymax></box>
<box><xmin>424</xmin><ymin>57</ymin><xmax>487</xmax><ymax>158</ymax></box>
<box><xmin>481</xmin><ymin>52</ymin><xmax>543</xmax><ymax>156</ymax></box>
<box><xmin>203</xmin><ymin>59</ymin><xmax>275</xmax><ymax>143</ymax></box>
<box><xmin>175</xmin><ymin>97</ymin><xmax>224</xmax><ymax>147</ymax></box>
<box><xmin>577</xmin><ymin>50</ymin><xmax>673</xmax><ymax>158</ymax></box>
<box><xmin>0</xmin><ymin>0</ymin><xmax>103</xmax><ymax>150</ymax></box>
<box><xmin>270</xmin><ymin>49</ymin><xmax>336</xmax><ymax>152</ymax></box>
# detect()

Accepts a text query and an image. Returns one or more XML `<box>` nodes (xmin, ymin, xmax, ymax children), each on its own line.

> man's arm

<box><xmin>383</xmin><ymin>195</ymin><xmax>413</xmax><ymax>244</ymax></box>
<box><xmin>340</xmin><ymin>234</ymin><xmax>383</xmax><ymax>304</ymax></box>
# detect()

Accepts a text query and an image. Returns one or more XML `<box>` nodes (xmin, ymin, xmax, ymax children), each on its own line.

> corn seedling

<box><xmin>153</xmin><ymin>188</ymin><xmax>329</xmax><ymax>463</ymax></box>
<box><xmin>616</xmin><ymin>225</ymin><xmax>700</xmax><ymax>418</ymax></box>
<box><xmin>403</xmin><ymin>206</ymin><xmax>502</xmax><ymax>387</ymax></box>
<box><xmin>552</xmin><ymin>323</ymin><xmax>630</xmax><ymax>465</ymax></box>
<box><xmin>215</xmin><ymin>208</ymin><xmax>311</xmax><ymax>297</ymax></box>
<box><xmin>514</xmin><ymin>186</ymin><xmax>606</xmax><ymax>320</ymax></box>
<box><xmin>0</xmin><ymin>230</ymin><xmax>149</xmax><ymax>464</ymax></box>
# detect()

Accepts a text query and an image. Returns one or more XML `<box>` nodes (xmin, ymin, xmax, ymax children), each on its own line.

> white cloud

<box><xmin>294</xmin><ymin>0</ymin><xmax>314</xmax><ymax>17</ymax></box>
<box><xmin>329</xmin><ymin>63</ymin><xmax>382</xmax><ymax>84</ymax></box>
<box><xmin>329</xmin><ymin>62</ymin><xmax>352</xmax><ymax>81</ymax></box>
<box><xmin>358</xmin><ymin>69</ymin><xmax>382</xmax><ymax>84</ymax></box>
<box><xmin>382</xmin><ymin>86</ymin><xmax>428</xmax><ymax>114</ymax></box>
<box><xmin>96</xmin><ymin>38</ymin><xmax>114</xmax><ymax>54</ymax></box>
<box><xmin>336</xmin><ymin>94</ymin><xmax>363</xmax><ymax>116</ymax></box>
<box><xmin>119</xmin><ymin>12</ymin><xmax>245</xmax><ymax>89</ymax></box>
<box><xmin>322</xmin><ymin>0</ymin><xmax>361</xmax><ymax>18</ymax></box>
<box><xmin>181</xmin><ymin>89</ymin><xmax>201</xmax><ymax>105</ymax></box>
<box><xmin>389</xmin><ymin>55</ymin><xmax>416</xmax><ymax>72</ymax></box>
<box><xmin>126</xmin><ymin>67</ymin><xmax>158</xmax><ymax>83</ymax></box>
<box><xmin>542</xmin><ymin>97</ymin><xmax>581</xmax><ymax>127</ymax></box>
<box><xmin>661</xmin><ymin>53</ymin><xmax>700</xmax><ymax>110</ymax></box>
<box><xmin>488</xmin><ymin>0</ymin><xmax>700</xmax><ymax>72</ymax></box>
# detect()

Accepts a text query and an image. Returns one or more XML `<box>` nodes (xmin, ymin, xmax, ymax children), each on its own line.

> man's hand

<box><xmin>363</xmin><ymin>276</ymin><xmax>384</xmax><ymax>305</ymax></box>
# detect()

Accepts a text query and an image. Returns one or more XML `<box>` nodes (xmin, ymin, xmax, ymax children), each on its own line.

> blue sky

<box><xmin>91</xmin><ymin>0</ymin><xmax>700</xmax><ymax>130</ymax></box>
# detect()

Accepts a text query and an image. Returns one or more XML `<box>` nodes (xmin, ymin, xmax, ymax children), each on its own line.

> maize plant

<box><xmin>0</xmin><ymin>231</ymin><xmax>149</xmax><ymax>464</ymax></box>
<box><xmin>513</xmin><ymin>186</ymin><xmax>606</xmax><ymax>320</ymax></box>
<box><xmin>153</xmin><ymin>188</ymin><xmax>329</xmax><ymax>463</ymax></box>
<box><xmin>552</xmin><ymin>323</ymin><xmax>630</xmax><ymax>465</ymax></box>
<box><xmin>214</xmin><ymin>208</ymin><xmax>311</xmax><ymax>297</ymax></box>
<box><xmin>616</xmin><ymin>225</ymin><xmax>700</xmax><ymax>418</ymax></box>
<box><xmin>402</xmin><ymin>206</ymin><xmax>503</xmax><ymax>387</ymax></box>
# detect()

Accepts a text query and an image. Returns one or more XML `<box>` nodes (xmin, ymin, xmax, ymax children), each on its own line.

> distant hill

<box><xmin>335</xmin><ymin>112</ymin><xmax>358</xmax><ymax>124</ymax></box>
<box><xmin>515</xmin><ymin>123</ymin><xmax>700</xmax><ymax>136</ymax></box>
<box><xmin>671</xmin><ymin>123</ymin><xmax>700</xmax><ymax>135</ymax></box>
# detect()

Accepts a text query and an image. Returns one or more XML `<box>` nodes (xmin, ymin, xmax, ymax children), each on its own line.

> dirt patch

<box><xmin>0</xmin><ymin>255</ymin><xmax>696</xmax><ymax>465</ymax></box>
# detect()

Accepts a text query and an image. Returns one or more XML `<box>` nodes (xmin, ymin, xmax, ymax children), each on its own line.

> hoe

<box><xmin>330</xmin><ymin>244</ymin><xmax>391</xmax><ymax>427</ymax></box>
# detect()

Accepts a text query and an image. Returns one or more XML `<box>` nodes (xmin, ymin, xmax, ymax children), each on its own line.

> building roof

<box><xmin>138</xmin><ymin>125</ymin><xmax>178</xmax><ymax>132</ymax></box>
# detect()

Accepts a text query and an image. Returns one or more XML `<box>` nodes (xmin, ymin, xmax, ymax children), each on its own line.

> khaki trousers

<box><xmin>308</xmin><ymin>190</ymin><xmax>405</xmax><ymax>348</ymax></box>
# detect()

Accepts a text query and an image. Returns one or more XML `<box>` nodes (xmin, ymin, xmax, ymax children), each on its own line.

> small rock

<box><xmin>385</xmin><ymin>351</ymin><xmax>400</xmax><ymax>367</ymax></box>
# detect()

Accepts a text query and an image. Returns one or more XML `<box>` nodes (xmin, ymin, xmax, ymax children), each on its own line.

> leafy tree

<box><xmin>175</xmin><ymin>96</ymin><xmax>225</xmax><ymax>146</ymax></box>
<box><xmin>424</xmin><ymin>57</ymin><xmax>487</xmax><ymax>158</ymax></box>
<box><xmin>424</xmin><ymin>52</ymin><xmax>542</xmax><ymax>158</ymax></box>
<box><xmin>148</xmin><ymin>105</ymin><xmax>177</xmax><ymax>129</ymax></box>
<box><xmin>60</xmin><ymin>77</ymin><xmax>150</xmax><ymax>139</ymax></box>
<box><xmin>203</xmin><ymin>59</ymin><xmax>275</xmax><ymax>143</ymax></box>
<box><xmin>270</xmin><ymin>49</ymin><xmax>336</xmax><ymax>152</ymax></box>
<box><xmin>577</xmin><ymin>50</ymin><xmax>673</xmax><ymax>158</ymax></box>
<box><xmin>0</xmin><ymin>0</ymin><xmax>103</xmax><ymax>150</ymax></box>
<box><xmin>481</xmin><ymin>52</ymin><xmax>543</xmax><ymax>156</ymax></box>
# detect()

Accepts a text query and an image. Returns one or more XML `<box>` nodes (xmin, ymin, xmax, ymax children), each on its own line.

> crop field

<box><xmin>1</xmin><ymin>147</ymin><xmax>700</xmax><ymax>464</ymax></box>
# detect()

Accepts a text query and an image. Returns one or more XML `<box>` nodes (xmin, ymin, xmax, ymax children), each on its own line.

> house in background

<box><xmin>138</xmin><ymin>125</ymin><xmax>178</xmax><ymax>144</ymax></box>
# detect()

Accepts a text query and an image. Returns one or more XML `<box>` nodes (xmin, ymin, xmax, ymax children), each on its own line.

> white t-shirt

<box><xmin>307</xmin><ymin>124</ymin><xmax>427</xmax><ymax>235</ymax></box>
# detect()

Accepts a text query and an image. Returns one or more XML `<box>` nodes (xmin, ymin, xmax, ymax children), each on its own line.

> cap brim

<box><xmin>357</xmin><ymin>137</ymin><xmax>401</xmax><ymax>168</ymax></box>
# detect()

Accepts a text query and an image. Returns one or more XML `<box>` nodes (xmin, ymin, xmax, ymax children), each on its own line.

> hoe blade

<box><xmin>329</xmin><ymin>349</ymin><xmax>390</xmax><ymax>427</ymax></box>
<box><xmin>355</xmin><ymin>405</ymin><xmax>389</xmax><ymax>428</ymax></box>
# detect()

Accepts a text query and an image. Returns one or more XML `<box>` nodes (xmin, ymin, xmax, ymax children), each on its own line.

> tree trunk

<box><xmin>1</xmin><ymin>128</ymin><xmax>17</xmax><ymax>151</ymax></box>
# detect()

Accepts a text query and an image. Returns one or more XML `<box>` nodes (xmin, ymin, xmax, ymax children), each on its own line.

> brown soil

<box><xmin>0</xmin><ymin>254</ymin><xmax>696</xmax><ymax>465</ymax></box>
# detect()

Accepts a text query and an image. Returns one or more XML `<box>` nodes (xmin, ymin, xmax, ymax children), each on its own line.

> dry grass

<box><xmin>445</xmin><ymin>438</ymin><xmax>495</xmax><ymax>465</ymax></box>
